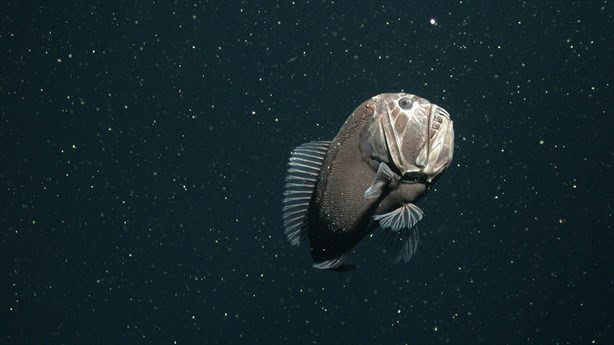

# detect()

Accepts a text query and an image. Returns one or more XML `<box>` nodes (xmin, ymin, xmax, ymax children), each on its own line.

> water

<box><xmin>2</xmin><ymin>1</ymin><xmax>611</xmax><ymax>344</ymax></box>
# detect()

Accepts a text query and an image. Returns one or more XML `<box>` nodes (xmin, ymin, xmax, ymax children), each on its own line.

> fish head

<box><xmin>360</xmin><ymin>93</ymin><xmax>454</xmax><ymax>183</ymax></box>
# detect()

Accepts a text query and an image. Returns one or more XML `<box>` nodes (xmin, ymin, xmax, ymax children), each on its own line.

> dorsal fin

<box><xmin>282</xmin><ymin>141</ymin><xmax>330</xmax><ymax>246</ymax></box>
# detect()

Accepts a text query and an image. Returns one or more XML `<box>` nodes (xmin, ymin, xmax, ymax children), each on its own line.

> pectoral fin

<box><xmin>374</xmin><ymin>203</ymin><xmax>424</xmax><ymax>263</ymax></box>
<box><xmin>373</xmin><ymin>203</ymin><xmax>423</xmax><ymax>231</ymax></box>
<box><xmin>378</xmin><ymin>226</ymin><xmax>420</xmax><ymax>263</ymax></box>
<box><xmin>364</xmin><ymin>162</ymin><xmax>396</xmax><ymax>200</ymax></box>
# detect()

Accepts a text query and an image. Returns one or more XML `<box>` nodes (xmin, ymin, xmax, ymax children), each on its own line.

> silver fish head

<box><xmin>360</xmin><ymin>92</ymin><xmax>454</xmax><ymax>182</ymax></box>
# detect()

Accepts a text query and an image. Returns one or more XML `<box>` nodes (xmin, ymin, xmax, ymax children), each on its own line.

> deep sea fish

<box><xmin>282</xmin><ymin>93</ymin><xmax>454</xmax><ymax>271</ymax></box>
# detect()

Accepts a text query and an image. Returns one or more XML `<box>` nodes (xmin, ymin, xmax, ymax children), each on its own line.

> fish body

<box><xmin>282</xmin><ymin>93</ymin><xmax>454</xmax><ymax>270</ymax></box>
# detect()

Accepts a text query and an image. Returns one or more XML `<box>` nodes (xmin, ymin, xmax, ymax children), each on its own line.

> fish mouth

<box><xmin>419</xmin><ymin>104</ymin><xmax>453</xmax><ymax>181</ymax></box>
<box><xmin>428</xmin><ymin>105</ymin><xmax>451</xmax><ymax>140</ymax></box>
<box><xmin>415</xmin><ymin>104</ymin><xmax>453</xmax><ymax>177</ymax></box>
<box><xmin>425</xmin><ymin>105</ymin><xmax>442</xmax><ymax>159</ymax></box>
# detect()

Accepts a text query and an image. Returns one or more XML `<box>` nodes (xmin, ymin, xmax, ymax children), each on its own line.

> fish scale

<box><xmin>282</xmin><ymin>93</ymin><xmax>454</xmax><ymax>271</ymax></box>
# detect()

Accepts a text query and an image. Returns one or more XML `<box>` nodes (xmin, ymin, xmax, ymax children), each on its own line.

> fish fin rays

<box><xmin>377</xmin><ymin>225</ymin><xmax>420</xmax><ymax>264</ymax></box>
<box><xmin>282</xmin><ymin>140</ymin><xmax>330</xmax><ymax>246</ymax></box>
<box><xmin>312</xmin><ymin>251</ymin><xmax>354</xmax><ymax>270</ymax></box>
<box><xmin>373</xmin><ymin>203</ymin><xmax>423</xmax><ymax>231</ymax></box>
<box><xmin>363</xmin><ymin>162</ymin><xmax>395</xmax><ymax>200</ymax></box>
<box><xmin>373</xmin><ymin>203</ymin><xmax>423</xmax><ymax>263</ymax></box>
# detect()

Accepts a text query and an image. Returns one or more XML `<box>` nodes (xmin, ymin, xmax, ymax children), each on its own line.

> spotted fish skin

<box><xmin>282</xmin><ymin>93</ymin><xmax>454</xmax><ymax>270</ymax></box>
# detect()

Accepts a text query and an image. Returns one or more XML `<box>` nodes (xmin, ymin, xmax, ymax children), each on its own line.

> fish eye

<box><xmin>398</xmin><ymin>97</ymin><xmax>412</xmax><ymax>110</ymax></box>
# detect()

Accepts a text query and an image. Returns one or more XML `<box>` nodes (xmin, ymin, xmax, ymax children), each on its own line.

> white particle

<box><xmin>429</xmin><ymin>18</ymin><xmax>437</xmax><ymax>25</ymax></box>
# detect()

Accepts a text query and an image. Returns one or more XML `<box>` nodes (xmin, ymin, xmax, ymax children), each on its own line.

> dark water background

<box><xmin>2</xmin><ymin>1</ymin><xmax>612</xmax><ymax>344</ymax></box>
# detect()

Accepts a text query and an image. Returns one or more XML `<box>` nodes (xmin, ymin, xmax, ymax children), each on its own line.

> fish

<box><xmin>282</xmin><ymin>93</ymin><xmax>454</xmax><ymax>271</ymax></box>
